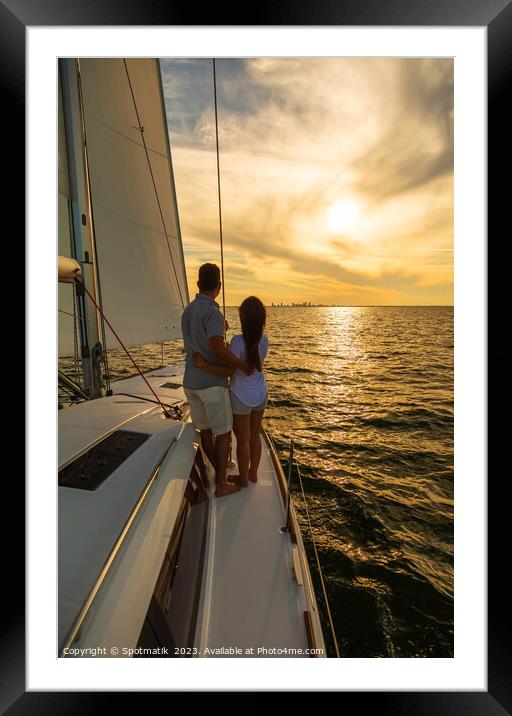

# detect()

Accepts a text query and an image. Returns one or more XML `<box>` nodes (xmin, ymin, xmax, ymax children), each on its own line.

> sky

<box><xmin>160</xmin><ymin>58</ymin><xmax>453</xmax><ymax>306</ymax></box>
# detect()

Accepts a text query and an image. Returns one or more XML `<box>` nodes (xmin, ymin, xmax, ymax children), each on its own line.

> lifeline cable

<box><xmin>295</xmin><ymin>457</ymin><xmax>341</xmax><ymax>657</ymax></box>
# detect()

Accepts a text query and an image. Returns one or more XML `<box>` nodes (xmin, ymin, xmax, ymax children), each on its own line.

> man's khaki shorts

<box><xmin>184</xmin><ymin>386</ymin><xmax>233</xmax><ymax>436</ymax></box>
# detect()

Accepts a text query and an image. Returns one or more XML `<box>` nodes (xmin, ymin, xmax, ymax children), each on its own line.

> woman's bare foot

<box><xmin>228</xmin><ymin>473</ymin><xmax>249</xmax><ymax>488</ymax></box>
<box><xmin>248</xmin><ymin>472</ymin><xmax>258</xmax><ymax>483</ymax></box>
<box><xmin>215</xmin><ymin>480</ymin><xmax>241</xmax><ymax>498</ymax></box>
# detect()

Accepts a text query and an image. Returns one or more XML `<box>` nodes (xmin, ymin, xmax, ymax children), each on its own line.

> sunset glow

<box><xmin>326</xmin><ymin>200</ymin><xmax>360</xmax><ymax>234</ymax></box>
<box><xmin>161</xmin><ymin>58</ymin><xmax>454</xmax><ymax>306</ymax></box>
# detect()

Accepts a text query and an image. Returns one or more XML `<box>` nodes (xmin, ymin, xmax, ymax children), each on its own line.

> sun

<box><xmin>326</xmin><ymin>199</ymin><xmax>360</xmax><ymax>233</ymax></box>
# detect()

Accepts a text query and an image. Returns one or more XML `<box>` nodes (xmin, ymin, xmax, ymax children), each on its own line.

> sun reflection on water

<box><xmin>59</xmin><ymin>305</ymin><xmax>453</xmax><ymax>657</ymax></box>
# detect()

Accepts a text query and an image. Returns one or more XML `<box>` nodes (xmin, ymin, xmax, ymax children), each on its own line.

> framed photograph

<box><xmin>7</xmin><ymin>0</ymin><xmax>505</xmax><ymax>709</ymax></box>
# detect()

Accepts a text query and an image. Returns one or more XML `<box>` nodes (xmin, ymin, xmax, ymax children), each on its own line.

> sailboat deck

<box><xmin>59</xmin><ymin>362</ymin><xmax>324</xmax><ymax>657</ymax></box>
<box><xmin>58</xmin><ymin>363</ymin><xmax>192</xmax><ymax>648</ymax></box>
<box><xmin>58</xmin><ymin>56</ymin><xmax>326</xmax><ymax>663</ymax></box>
<box><xmin>196</xmin><ymin>434</ymin><xmax>314</xmax><ymax>657</ymax></box>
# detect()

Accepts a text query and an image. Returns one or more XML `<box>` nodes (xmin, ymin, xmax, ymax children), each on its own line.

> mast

<box><xmin>59</xmin><ymin>59</ymin><xmax>105</xmax><ymax>398</ymax></box>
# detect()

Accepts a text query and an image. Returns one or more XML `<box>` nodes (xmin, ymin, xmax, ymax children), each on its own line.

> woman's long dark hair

<box><xmin>239</xmin><ymin>296</ymin><xmax>266</xmax><ymax>372</ymax></box>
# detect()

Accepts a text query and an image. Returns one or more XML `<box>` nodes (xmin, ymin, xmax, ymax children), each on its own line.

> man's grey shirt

<box><xmin>181</xmin><ymin>293</ymin><xmax>228</xmax><ymax>390</ymax></box>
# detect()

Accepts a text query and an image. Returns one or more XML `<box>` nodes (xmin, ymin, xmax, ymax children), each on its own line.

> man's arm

<box><xmin>193</xmin><ymin>353</ymin><xmax>235</xmax><ymax>377</ymax></box>
<box><xmin>208</xmin><ymin>336</ymin><xmax>254</xmax><ymax>375</ymax></box>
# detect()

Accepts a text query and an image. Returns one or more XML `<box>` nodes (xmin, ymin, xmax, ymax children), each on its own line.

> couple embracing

<box><xmin>181</xmin><ymin>263</ymin><xmax>269</xmax><ymax>497</ymax></box>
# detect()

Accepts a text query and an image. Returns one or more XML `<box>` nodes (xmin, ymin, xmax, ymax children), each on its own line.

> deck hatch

<box><xmin>58</xmin><ymin>430</ymin><xmax>151</xmax><ymax>491</ymax></box>
<box><xmin>159</xmin><ymin>382</ymin><xmax>182</xmax><ymax>390</ymax></box>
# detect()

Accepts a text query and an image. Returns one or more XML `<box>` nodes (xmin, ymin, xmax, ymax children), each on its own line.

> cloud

<box><xmin>352</xmin><ymin>61</ymin><xmax>454</xmax><ymax>201</ymax></box>
<box><xmin>161</xmin><ymin>58</ymin><xmax>454</xmax><ymax>305</ymax></box>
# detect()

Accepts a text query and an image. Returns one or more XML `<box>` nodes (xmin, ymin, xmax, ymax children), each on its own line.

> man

<box><xmin>181</xmin><ymin>263</ymin><xmax>253</xmax><ymax>497</ymax></box>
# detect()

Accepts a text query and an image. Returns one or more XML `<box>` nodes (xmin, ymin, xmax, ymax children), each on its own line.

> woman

<box><xmin>193</xmin><ymin>296</ymin><xmax>268</xmax><ymax>487</ymax></box>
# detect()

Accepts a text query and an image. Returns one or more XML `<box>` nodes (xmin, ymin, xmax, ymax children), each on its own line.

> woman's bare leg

<box><xmin>233</xmin><ymin>414</ymin><xmax>251</xmax><ymax>487</ymax></box>
<box><xmin>248</xmin><ymin>409</ymin><xmax>265</xmax><ymax>482</ymax></box>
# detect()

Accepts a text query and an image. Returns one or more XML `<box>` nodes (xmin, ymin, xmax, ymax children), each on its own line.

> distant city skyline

<box><xmin>161</xmin><ymin>58</ymin><xmax>453</xmax><ymax>306</ymax></box>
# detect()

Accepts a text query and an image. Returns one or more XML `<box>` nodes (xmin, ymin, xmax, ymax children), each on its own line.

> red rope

<box><xmin>77</xmin><ymin>279</ymin><xmax>172</xmax><ymax>418</ymax></box>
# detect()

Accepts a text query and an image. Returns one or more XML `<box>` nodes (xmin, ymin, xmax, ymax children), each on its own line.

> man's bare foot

<box><xmin>215</xmin><ymin>480</ymin><xmax>241</xmax><ymax>498</ymax></box>
<box><xmin>228</xmin><ymin>473</ymin><xmax>249</xmax><ymax>488</ymax></box>
<box><xmin>248</xmin><ymin>472</ymin><xmax>258</xmax><ymax>483</ymax></box>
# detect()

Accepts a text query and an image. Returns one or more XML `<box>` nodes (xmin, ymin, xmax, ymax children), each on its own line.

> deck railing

<box><xmin>281</xmin><ymin>439</ymin><xmax>294</xmax><ymax>533</ymax></box>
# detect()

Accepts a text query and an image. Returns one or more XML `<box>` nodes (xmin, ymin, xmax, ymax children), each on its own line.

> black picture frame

<box><xmin>7</xmin><ymin>0</ymin><xmax>507</xmax><ymax>710</ymax></box>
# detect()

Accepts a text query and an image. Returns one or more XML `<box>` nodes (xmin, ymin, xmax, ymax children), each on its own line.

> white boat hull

<box><xmin>59</xmin><ymin>362</ymin><xmax>326</xmax><ymax>658</ymax></box>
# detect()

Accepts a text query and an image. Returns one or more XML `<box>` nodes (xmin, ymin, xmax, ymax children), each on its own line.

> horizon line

<box><xmin>223</xmin><ymin>304</ymin><xmax>454</xmax><ymax>308</ymax></box>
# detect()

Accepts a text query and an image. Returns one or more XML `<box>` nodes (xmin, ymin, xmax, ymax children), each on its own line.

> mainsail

<box><xmin>72</xmin><ymin>58</ymin><xmax>188</xmax><ymax>351</ymax></box>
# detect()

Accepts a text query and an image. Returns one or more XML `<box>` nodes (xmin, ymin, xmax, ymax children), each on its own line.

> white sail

<box><xmin>77</xmin><ymin>58</ymin><xmax>189</xmax><ymax>349</ymax></box>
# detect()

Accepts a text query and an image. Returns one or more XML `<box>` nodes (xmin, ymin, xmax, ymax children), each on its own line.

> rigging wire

<box><xmin>59</xmin><ymin>307</ymin><xmax>86</xmax><ymax>322</ymax></box>
<box><xmin>122</xmin><ymin>59</ymin><xmax>186</xmax><ymax>311</ymax></box>
<box><xmin>209</xmin><ymin>62</ymin><xmax>339</xmax><ymax>655</ymax></box>
<box><xmin>212</xmin><ymin>58</ymin><xmax>234</xmax><ymax>466</ymax></box>
<box><xmin>115</xmin><ymin>393</ymin><xmax>183</xmax><ymax>416</ymax></box>
<box><xmin>212</xmin><ymin>58</ymin><xmax>227</xmax><ymax>331</ymax></box>
<box><xmin>76</xmin><ymin>278</ymin><xmax>173</xmax><ymax>419</ymax></box>
<box><xmin>265</xmin><ymin>397</ymin><xmax>341</xmax><ymax>656</ymax></box>
<box><xmin>294</xmin><ymin>457</ymin><xmax>341</xmax><ymax>658</ymax></box>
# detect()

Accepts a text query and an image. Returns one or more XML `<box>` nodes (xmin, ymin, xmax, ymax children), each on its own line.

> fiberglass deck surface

<box><xmin>58</xmin><ymin>364</ymin><xmax>189</xmax><ymax>648</ymax></box>
<box><xmin>199</xmin><ymin>434</ymin><xmax>309</xmax><ymax>657</ymax></box>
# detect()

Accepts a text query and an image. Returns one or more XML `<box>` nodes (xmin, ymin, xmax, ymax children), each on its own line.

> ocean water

<box><xmin>60</xmin><ymin>305</ymin><xmax>454</xmax><ymax>657</ymax></box>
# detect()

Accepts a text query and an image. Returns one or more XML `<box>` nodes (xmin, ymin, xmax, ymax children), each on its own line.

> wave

<box><xmin>61</xmin><ymin>305</ymin><xmax>454</xmax><ymax>657</ymax></box>
<box><xmin>354</xmin><ymin>408</ymin><xmax>453</xmax><ymax>431</ymax></box>
<box><xmin>267</xmin><ymin>366</ymin><xmax>316</xmax><ymax>374</ymax></box>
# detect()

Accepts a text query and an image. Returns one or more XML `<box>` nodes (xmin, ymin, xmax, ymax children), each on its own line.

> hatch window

<box><xmin>58</xmin><ymin>430</ymin><xmax>151</xmax><ymax>490</ymax></box>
